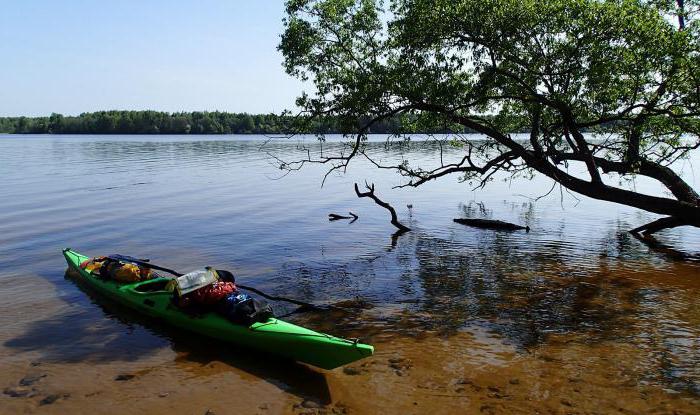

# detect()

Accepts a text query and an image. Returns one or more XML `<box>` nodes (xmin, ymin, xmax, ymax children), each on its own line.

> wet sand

<box><xmin>3</xmin><ymin>327</ymin><xmax>699</xmax><ymax>414</ymax></box>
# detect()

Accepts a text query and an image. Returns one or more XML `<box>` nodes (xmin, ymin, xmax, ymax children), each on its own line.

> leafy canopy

<box><xmin>280</xmin><ymin>0</ymin><xmax>700</xmax><ymax>232</ymax></box>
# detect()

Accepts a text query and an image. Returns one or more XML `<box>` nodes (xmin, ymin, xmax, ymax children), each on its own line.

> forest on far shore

<box><xmin>0</xmin><ymin>110</ymin><xmax>485</xmax><ymax>135</ymax></box>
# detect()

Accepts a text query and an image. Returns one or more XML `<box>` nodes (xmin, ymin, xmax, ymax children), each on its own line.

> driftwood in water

<box><xmin>328</xmin><ymin>212</ymin><xmax>358</xmax><ymax>223</ymax></box>
<box><xmin>355</xmin><ymin>182</ymin><xmax>410</xmax><ymax>232</ymax></box>
<box><xmin>453</xmin><ymin>218</ymin><xmax>530</xmax><ymax>232</ymax></box>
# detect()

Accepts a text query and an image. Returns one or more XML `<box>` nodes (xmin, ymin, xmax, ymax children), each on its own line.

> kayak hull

<box><xmin>63</xmin><ymin>248</ymin><xmax>373</xmax><ymax>370</ymax></box>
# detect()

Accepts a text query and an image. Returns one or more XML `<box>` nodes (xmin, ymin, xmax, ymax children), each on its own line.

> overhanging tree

<box><xmin>279</xmin><ymin>0</ymin><xmax>700</xmax><ymax>235</ymax></box>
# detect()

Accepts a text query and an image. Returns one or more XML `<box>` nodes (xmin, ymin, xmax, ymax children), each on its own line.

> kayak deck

<box><xmin>63</xmin><ymin>248</ymin><xmax>373</xmax><ymax>370</ymax></box>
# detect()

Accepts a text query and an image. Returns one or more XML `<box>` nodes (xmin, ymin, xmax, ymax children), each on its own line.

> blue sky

<box><xmin>0</xmin><ymin>1</ymin><xmax>304</xmax><ymax>116</ymax></box>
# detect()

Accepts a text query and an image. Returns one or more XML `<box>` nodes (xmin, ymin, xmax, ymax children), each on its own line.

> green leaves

<box><xmin>280</xmin><ymin>0</ymin><xmax>700</xmax><ymax>168</ymax></box>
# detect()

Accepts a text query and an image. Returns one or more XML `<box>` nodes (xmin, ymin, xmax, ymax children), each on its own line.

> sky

<box><xmin>0</xmin><ymin>1</ymin><xmax>305</xmax><ymax>116</ymax></box>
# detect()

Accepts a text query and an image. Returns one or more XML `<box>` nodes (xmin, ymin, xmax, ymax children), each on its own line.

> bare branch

<box><xmin>354</xmin><ymin>182</ymin><xmax>410</xmax><ymax>232</ymax></box>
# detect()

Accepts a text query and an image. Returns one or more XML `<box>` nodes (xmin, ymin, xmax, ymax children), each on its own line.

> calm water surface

<box><xmin>1</xmin><ymin>134</ymin><xmax>699</xmax><ymax>414</ymax></box>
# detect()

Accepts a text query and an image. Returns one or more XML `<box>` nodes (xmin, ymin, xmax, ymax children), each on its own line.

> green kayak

<box><xmin>63</xmin><ymin>248</ymin><xmax>373</xmax><ymax>370</ymax></box>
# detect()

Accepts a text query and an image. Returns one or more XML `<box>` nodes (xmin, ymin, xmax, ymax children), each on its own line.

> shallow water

<box><xmin>0</xmin><ymin>134</ymin><xmax>699</xmax><ymax>414</ymax></box>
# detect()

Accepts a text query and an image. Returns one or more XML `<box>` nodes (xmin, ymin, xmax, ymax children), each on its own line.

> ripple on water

<box><xmin>0</xmin><ymin>134</ymin><xmax>699</xmax><ymax>411</ymax></box>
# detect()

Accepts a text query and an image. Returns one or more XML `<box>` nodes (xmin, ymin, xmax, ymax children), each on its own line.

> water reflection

<box><xmin>290</xmin><ymin>226</ymin><xmax>700</xmax><ymax>394</ymax></box>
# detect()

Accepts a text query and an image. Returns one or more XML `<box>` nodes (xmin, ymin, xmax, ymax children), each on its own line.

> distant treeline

<box><xmin>0</xmin><ymin>111</ymin><xmax>483</xmax><ymax>135</ymax></box>
<box><xmin>0</xmin><ymin>111</ymin><xmax>299</xmax><ymax>135</ymax></box>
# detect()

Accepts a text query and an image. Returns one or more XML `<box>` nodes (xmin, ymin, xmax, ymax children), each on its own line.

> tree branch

<box><xmin>409</xmin><ymin>101</ymin><xmax>700</xmax><ymax>224</ymax></box>
<box><xmin>354</xmin><ymin>182</ymin><xmax>410</xmax><ymax>232</ymax></box>
<box><xmin>629</xmin><ymin>216</ymin><xmax>686</xmax><ymax>236</ymax></box>
<box><xmin>552</xmin><ymin>153</ymin><xmax>700</xmax><ymax>203</ymax></box>
<box><xmin>363</xmin><ymin>148</ymin><xmax>519</xmax><ymax>189</ymax></box>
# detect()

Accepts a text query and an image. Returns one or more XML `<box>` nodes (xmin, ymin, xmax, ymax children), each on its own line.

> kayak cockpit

<box><xmin>132</xmin><ymin>278</ymin><xmax>171</xmax><ymax>293</ymax></box>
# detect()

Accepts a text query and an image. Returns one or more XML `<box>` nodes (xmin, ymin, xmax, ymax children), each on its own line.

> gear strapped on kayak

<box><xmin>80</xmin><ymin>256</ymin><xmax>154</xmax><ymax>282</ymax></box>
<box><xmin>80</xmin><ymin>256</ymin><xmax>273</xmax><ymax>326</ymax></box>
<box><xmin>102</xmin><ymin>254</ymin><xmax>339</xmax><ymax>315</ymax></box>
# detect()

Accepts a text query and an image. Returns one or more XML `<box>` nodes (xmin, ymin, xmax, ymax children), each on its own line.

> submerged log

<box><xmin>328</xmin><ymin>212</ymin><xmax>358</xmax><ymax>222</ymax></box>
<box><xmin>453</xmin><ymin>218</ymin><xmax>530</xmax><ymax>232</ymax></box>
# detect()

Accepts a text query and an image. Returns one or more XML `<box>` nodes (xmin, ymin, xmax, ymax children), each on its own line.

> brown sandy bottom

<box><xmin>1</xmin><ymin>264</ymin><xmax>699</xmax><ymax>415</ymax></box>
<box><xmin>2</xmin><ymin>331</ymin><xmax>699</xmax><ymax>415</ymax></box>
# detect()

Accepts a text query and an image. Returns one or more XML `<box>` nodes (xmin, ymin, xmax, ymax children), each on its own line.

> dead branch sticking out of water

<box><xmin>328</xmin><ymin>212</ymin><xmax>358</xmax><ymax>223</ymax></box>
<box><xmin>354</xmin><ymin>182</ymin><xmax>411</xmax><ymax>232</ymax></box>
<box><xmin>453</xmin><ymin>218</ymin><xmax>530</xmax><ymax>232</ymax></box>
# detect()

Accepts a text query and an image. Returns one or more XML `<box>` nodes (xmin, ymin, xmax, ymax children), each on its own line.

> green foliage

<box><xmin>0</xmin><ymin>111</ymin><xmax>293</xmax><ymax>135</ymax></box>
<box><xmin>0</xmin><ymin>111</ymin><xmax>506</xmax><ymax>135</ymax></box>
<box><xmin>280</xmin><ymin>0</ymin><xmax>700</xmax><ymax>167</ymax></box>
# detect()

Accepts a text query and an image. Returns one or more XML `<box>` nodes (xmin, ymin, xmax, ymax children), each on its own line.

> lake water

<box><xmin>1</xmin><ymin>134</ymin><xmax>699</xmax><ymax>414</ymax></box>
